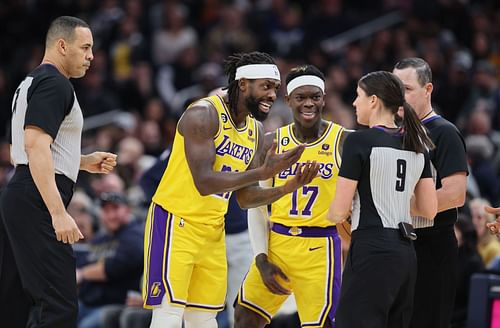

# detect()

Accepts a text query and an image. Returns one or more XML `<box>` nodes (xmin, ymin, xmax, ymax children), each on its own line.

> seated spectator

<box><xmin>68</xmin><ymin>190</ymin><xmax>97</xmax><ymax>268</ymax></box>
<box><xmin>100</xmin><ymin>287</ymin><xmax>151</xmax><ymax>328</ymax></box>
<box><xmin>466</xmin><ymin>135</ymin><xmax>500</xmax><ymax>205</ymax></box>
<box><xmin>77</xmin><ymin>192</ymin><xmax>143</xmax><ymax>328</ymax></box>
<box><xmin>470</xmin><ymin>198</ymin><xmax>500</xmax><ymax>267</ymax></box>
<box><xmin>452</xmin><ymin>214</ymin><xmax>484</xmax><ymax>328</ymax></box>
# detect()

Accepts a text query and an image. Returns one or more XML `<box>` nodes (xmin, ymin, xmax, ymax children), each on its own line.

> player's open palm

<box><xmin>51</xmin><ymin>211</ymin><xmax>84</xmax><ymax>244</ymax></box>
<box><xmin>256</xmin><ymin>254</ymin><xmax>291</xmax><ymax>295</ymax></box>
<box><xmin>284</xmin><ymin>161</ymin><xmax>320</xmax><ymax>193</ymax></box>
<box><xmin>261</xmin><ymin>142</ymin><xmax>305</xmax><ymax>179</ymax></box>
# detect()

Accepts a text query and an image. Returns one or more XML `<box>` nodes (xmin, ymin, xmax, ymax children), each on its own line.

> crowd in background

<box><xmin>1</xmin><ymin>0</ymin><xmax>500</xmax><ymax>327</ymax></box>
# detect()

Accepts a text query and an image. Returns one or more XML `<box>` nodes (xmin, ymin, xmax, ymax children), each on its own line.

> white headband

<box><xmin>286</xmin><ymin>75</ymin><xmax>325</xmax><ymax>95</ymax></box>
<box><xmin>235</xmin><ymin>64</ymin><xmax>280</xmax><ymax>81</ymax></box>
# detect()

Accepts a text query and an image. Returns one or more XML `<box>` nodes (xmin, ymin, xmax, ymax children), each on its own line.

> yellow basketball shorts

<box><xmin>143</xmin><ymin>203</ymin><xmax>226</xmax><ymax>311</ymax></box>
<box><xmin>237</xmin><ymin>223</ymin><xmax>341</xmax><ymax>327</ymax></box>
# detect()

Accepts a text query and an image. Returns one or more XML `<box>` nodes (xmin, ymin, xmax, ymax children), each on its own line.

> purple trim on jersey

<box><xmin>422</xmin><ymin>115</ymin><xmax>441</xmax><ymax>124</ymax></box>
<box><xmin>372</xmin><ymin>126</ymin><xmax>403</xmax><ymax>138</ymax></box>
<box><xmin>271</xmin><ymin>222</ymin><xmax>337</xmax><ymax>237</ymax></box>
<box><xmin>144</xmin><ymin>206</ymin><xmax>186</xmax><ymax>307</ymax></box>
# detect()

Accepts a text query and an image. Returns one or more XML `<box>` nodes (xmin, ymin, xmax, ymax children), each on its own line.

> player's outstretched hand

<box><xmin>255</xmin><ymin>253</ymin><xmax>291</xmax><ymax>295</ymax></box>
<box><xmin>283</xmin><ymin>161</ymin><xmax>320</xmax><ymax>194</ymax></box>
<box><xmin>485</xmin><ymin>206</ymin><xmax>500</xmax><ymax>234</ymax></box>
<box><xmin>260</xmin><ymin>142</ymin><xmax>305</xmax><ymax>180</ymax></box>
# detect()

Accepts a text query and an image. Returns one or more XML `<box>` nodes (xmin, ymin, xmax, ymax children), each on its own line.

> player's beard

<box><xmin>245</xmin><ymin>94</ymin><xmax>269</xmax><ymax>122</ymax></box>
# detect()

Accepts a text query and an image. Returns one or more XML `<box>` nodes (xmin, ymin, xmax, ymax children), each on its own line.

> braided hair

<box><xmin>222</xmin><ymin>52</ymin><xmax>276</xmax><ymax>117</ymax></box>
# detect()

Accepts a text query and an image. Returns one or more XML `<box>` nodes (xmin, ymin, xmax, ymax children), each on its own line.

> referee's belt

<box><xmin>271</xmin><ymin>222</ymin><xmax>337</xmax><ymax>238</ymax></box>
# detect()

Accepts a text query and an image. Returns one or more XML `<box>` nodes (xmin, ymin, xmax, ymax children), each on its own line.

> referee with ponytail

<box><xmin>329</xmin><ymin>71</ymin><xmax>437</xmax><ymax>328</ymax></box>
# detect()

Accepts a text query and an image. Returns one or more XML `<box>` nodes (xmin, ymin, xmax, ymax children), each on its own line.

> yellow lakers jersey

<box><xmin>152</xmin><ymin>95</ymin><xmax>259</xmax><ymax>225</ymax></box>
<box><xmin>271</xmin><ymin>122</ymin><xmax>344</xmax><ymax>227</ymax></box>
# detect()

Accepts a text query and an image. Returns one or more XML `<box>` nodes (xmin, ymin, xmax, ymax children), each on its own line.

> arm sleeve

<box><xmin>25</xmin><ymin>75</ymin><xmax>74</xmax><ymax>139</ymax></box>
<box><xmin>248</xmin><ymin>179</ymin><xmax>272</xmax><ymax>256</ymax></box>
<box><xmin>432</xmin><ymin>126</ymin><xmax>469</xmax><ymax>178</ymax></box>
<box><xmin>338</xmin><ymin>132</ymin><xmax>364</xmax><ymax>181</ymax></box>
<box><xmin>248</xmin><ymin>207</ymin><xmax>270</xmax><ymax>256</ymax></box>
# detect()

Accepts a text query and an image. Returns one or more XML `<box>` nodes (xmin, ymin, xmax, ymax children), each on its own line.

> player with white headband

<box><xmin>235</xmin><ymin>65</ymin><xmax>352</xmax><ymax>328</ymax></box>
<box><xmin>143</xmin><ymin>52</ymin><xmax>320</xmax><ymax>328</ymax></box>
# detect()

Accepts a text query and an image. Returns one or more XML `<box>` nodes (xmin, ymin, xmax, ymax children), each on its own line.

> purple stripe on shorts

<box><xmin>303</xmin><ymin>237</ymin><xmax>333</xmax><ymax>327</ymax></box>
<box><xmin>296</xmin><ymin>232</ymin><xmax>340</xmax><ymax>327</ymax></box>
<box><xmin>145</xmin><ymin>206</ymin><xmax>185</xmax><ymax>306</ymax></box>
<box><xmin>271</xmin><ymin>222</ymin><xmax>337</xmax><ymax>237</ymax></box>
<box><xmin>328</xmin><ymin>234</ymin><xmax>342</xmax><ymax>327</ymax></box>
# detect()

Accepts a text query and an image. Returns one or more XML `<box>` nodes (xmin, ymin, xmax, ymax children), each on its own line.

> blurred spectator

<box><xmin>466</xmin><ymin>135</ymin><xmax>500</xmax><ymax>205</ymax></box>
<box><xmin>69</xmin><ymin>190</ymin><xmax>97</xmax><ymax>268</ymax></box>
<box><xmin>0</xmin><ymin>139</ymin><xmax>13</xmax><ymax>189</ymax></box>
<box><xmin>77</xmin><ymin>192</ymin><xmax>143</xmax><ymax>328</ymax></box>
<box><xmin>171</xmin><ymin>62</ymin><xmax>224</xmax><ymax>113</ymax></box>
<box><xmin>69</xmin><ymin>190</ymin><xmax>96</xmax><ymax>243</ymax></box>
<box><xmin>452</xmin><ymin>214</ymin><xmax>484</xmax><ymax>328</ymax></box>
<box><xmin>470</xmin><ymin>198</ymin><xmax>500</xmax><ymax>267</ymax></box>
<box><xmin>464</xmin><ymin>106</ymin><xmax>500</xmax><ymax>172</ymax></box>
<box><xmin>461</xmin><ymin>60</ymin><xmax>500</xmax><ymax>130</ymax></box>
<box><xmin>118</xmin><ymin>62</ymin><xmax>157</xmax><ymax>114</ymax></box>
<box><xmin>156</xmin><ymin>46</ymin><xmax>200</xmax><ymax>114</ymax></box>
<box><xmin>100</xmin><ymin>289</ymin><xmax>151</xmax><ymax>328</ymax></box>
<box><xmin>205</xmin><ymin>5</ymin><xmax>257</xmax><ymax>61</ymax></box>
<box><xmin>109</xmin><ymin>15</ymin><xmax>148</xmax><ymax>83</ymax></box>
<box><xmin>269</xmin><ymin>4</ymin><xmax>304</xmax><ymax>58</ymax></box>
<box><xmin>434</xmin><ymin>50</ymin><xmax>472</xmax><ymax>124</ymax></box>
<box><xmin>89</xmin><ymin>172</ymin><xmax>126</xmax><ymax>200</ymax></box>
<box><xmin>78</xmin><ymin>68</ymin><xmax>121</xmax><ymax>117</ymax></box>
<box><xmin>89</xmin><ymin>0</ymin><xmax>124</xmax><ymax>51</ymax></box>
<box><xmin>151</xmin><ymin>3</ymin><xmax>197</xmax><ymax>66</ymax></box>
<box><xmin>0</xmin><ymin>68</ymin><xmax>12</xmax><ymax>139</ymax></box>
<box><xmin>138</xmin><ymin>121</ymin><xmax>164</xmax><ymax>157</ymax></box>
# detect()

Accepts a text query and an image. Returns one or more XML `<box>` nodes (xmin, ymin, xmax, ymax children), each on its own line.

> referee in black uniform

<box><xmin>394</xmin><ymin>58</ymin><xmax>468</xmax><ymax>328</ymax></box>
<box><xmin>329</xmin><ymin>71</ymin><xmax>437</xmax><ymax>328</ymax></box>
<box><xmin>0</xmin><ymin>16</ymin><xmax>117</xmax><ymax>328</ymax></box>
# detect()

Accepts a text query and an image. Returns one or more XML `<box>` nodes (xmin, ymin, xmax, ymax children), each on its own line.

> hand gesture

<box><xmin>255</xmin><ymin>254</ymin><xmax>291</xmax><ymax>295</ymax></box>
<box><xmin>485</xmin><ymin>206</ymin><xmax>500</xmax><ymax>234</ymax></box>
<box><xmin>260</xmin><ymin>142</ymin><xmax>305</xmax><ymax>180</ymax></box>
<box><xmin>82</xmin><ymin>152</ymin><xmax>117</xmax><ymax>174</ymax></box>
<box><xmin>51</xmin><ymin>211</ymin><xmax>84</xmax><ymax>244</ymax></box>
<box><xmin>283</xmin><ymin>161</ymin><xmax>320</xmax><ymax>194</ymax></box>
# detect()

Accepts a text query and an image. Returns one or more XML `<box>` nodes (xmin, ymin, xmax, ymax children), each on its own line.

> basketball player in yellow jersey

<box><xmin>234</xmin><ymin>65</ymin><xmax>350</xmax><ymax>328</ymax></box>
<box><xmin>143</xmin><ymin>52</ymin><xmax>319</xmax><ymax>328</ymax></box>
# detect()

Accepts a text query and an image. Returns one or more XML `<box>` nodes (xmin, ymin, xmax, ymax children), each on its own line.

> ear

<box><xmin>57</xmin><ymin>38</ymin><xmax>67</xmax><ymax>55</ymax></box>
<box><xmin>425</xmin><ymin>82</ymin><xmax>433</xmax><ymax>96</ymax></box>
<box><xmin>284</xmin><ymin>94</ymin><xmax>290</xmax><ymax>105</ymax></box>
<box><xmin>238</xmin><ymin>78</ymin><xmax>248</xmax><ymax>92</ymax></box>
